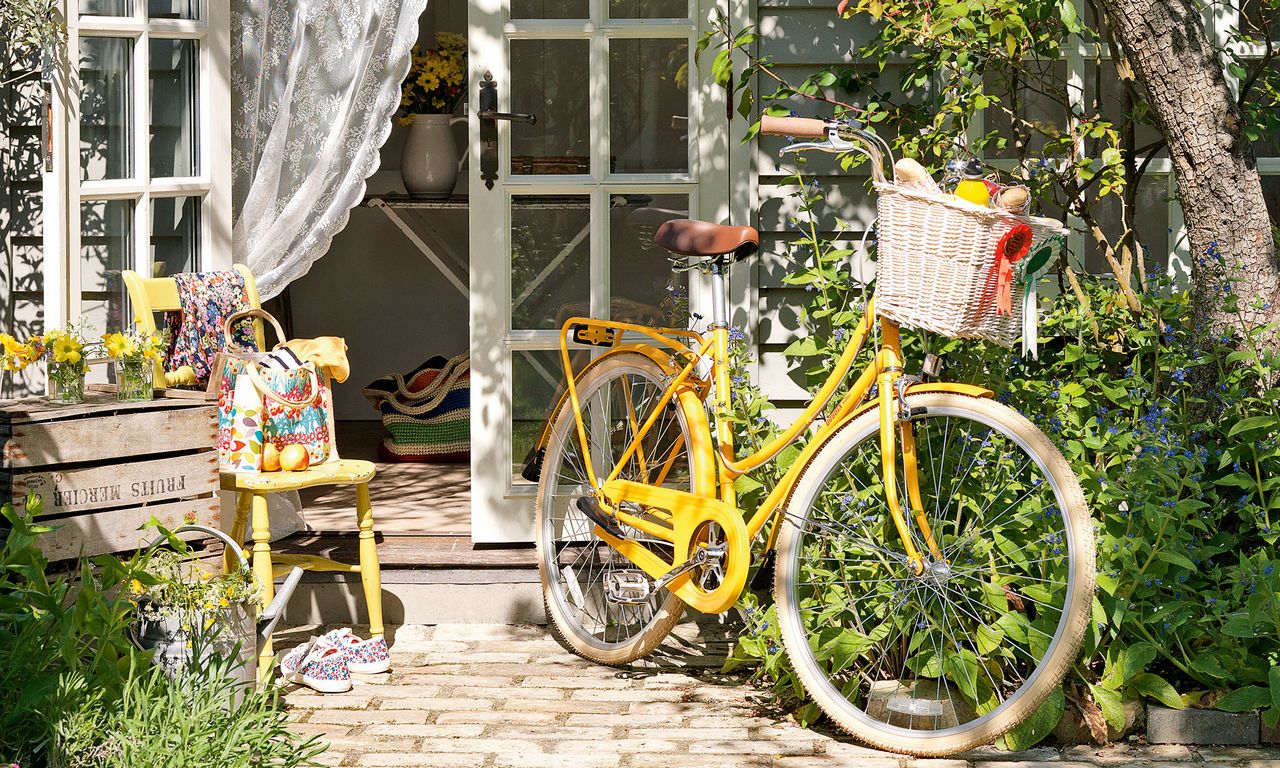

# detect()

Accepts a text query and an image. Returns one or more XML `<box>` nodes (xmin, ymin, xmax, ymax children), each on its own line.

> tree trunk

<box><xmin>1094</xmin><ymin>0</ymin><xmax>1279</xmax><ymax>337</ymax></box>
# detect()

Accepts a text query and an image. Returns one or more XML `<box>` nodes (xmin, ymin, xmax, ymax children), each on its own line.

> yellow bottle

<box><xmin>954</xmin><ymin>158</ymin><xmax>990</xmax><ymax>207</ymax></box>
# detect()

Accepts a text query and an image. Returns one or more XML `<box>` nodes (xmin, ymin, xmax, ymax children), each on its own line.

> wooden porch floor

<box><xmin>299</xmin><ymin>421</ymin><xmax>471</xmax><ymax>535</ymax></box>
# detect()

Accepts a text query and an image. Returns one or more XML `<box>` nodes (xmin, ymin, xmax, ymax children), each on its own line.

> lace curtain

<box><xmin>231</xmin><ymin>0</ymin><xmax>429</xmax><ymax>299</ymax></box>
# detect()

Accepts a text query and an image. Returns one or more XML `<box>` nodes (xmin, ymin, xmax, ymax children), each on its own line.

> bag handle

<box><xmin>223</xmin><ymin>308</ymin><xmax>286</xmax><ymax>350</ymax></box>
<box><xmin>244</xmin><ymin>363</ymin><xmax>321</xmax><ymax>409</ymax></box>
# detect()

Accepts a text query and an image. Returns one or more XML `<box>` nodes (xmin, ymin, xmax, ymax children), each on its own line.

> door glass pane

<box><xmin>511</xmin><ymin>40</ymin><xmax>590</xmax><ymax>175</ymax></box>
<box><xmin>150</xmin><ymin>39</ymin><xmax>199</xmax><ymax>178</ymax></box>
<box><xmin>151</xmin><ymin>197</ymin><xmax>201</xmax><ymax>277</ymax></box>
<box><xmin>610</xmin><ymin>0</ymin><xmax>686</xmax><ymax>19</ymax></box>
<box><xmin>512</xmin><ymin>349</ymin><xmax>567</xmax><ymax>479</ymax></box>
<box><xmin>80</xmin><ymin>37</ymin><xmax>131</xmax><ymax>181</ymax></box>
<box><xmin>81</xmin><ymin>199</ymin><xmax>133</xmax><ymax>334</ymax></box>
<box><xmin>511</xmin><ymin>0</ymin><xmax>588</xmax><ymax>18</ymax></box>
<box><xmin>80</xmin><ymin>0</ymin><xmax>132</xmax><ymax>15</ymax></box>
<box><xmin>610</xmin><ymin>193</ymin><xmax>689</xmax><ymax>325</ymax></box>
<box><xmin>149</xmin><ymin>0</ymin><xmax>201</xmax><ymax>19</ymax></box>
<box><xmin>609</xmin><ymin>39</ymin><xmax>689</xmax><ymax>173</ymax></box>
<box><xmin>511</xmin><ymin>195</ymin><xmax>591</xmax><ymax>329</ymax></box>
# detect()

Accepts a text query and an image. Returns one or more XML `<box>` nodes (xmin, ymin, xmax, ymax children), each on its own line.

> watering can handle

<box><xmin>259</xmin><ymin>566</ymin><xmax>305</xmax><ymax>643</ymax></box>
<box><xmin>145</xmin><ymin>523</ymin><xmax>250</xmax><ymax>574</ymax></box>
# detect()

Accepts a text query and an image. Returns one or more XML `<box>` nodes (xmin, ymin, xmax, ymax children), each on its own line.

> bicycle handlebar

<box><xmin>759</xmin><ymin>115</ymin><xmax>829</xmax><ymax>138</ymax></box>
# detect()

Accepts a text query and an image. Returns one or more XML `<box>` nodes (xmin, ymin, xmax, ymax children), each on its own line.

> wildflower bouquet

<box><xmin>131</xmin><ymin>548</ymin><xmax>259</xmax><ymax>627</ymax></box>
<box><xmin>39</xmin><ymin>323</ymin><xmax>93</xmax><ymax>403</ymax></box>
<box><xmin>103</xmin><ymin>327</ymin><xmax>167</xmax><ymax>401</ymax></box>
<box><xmin>0</xmin><ymin>333</ymin><xmax>43</xmax><ymax>372</ymax></box>
<box><xmin>398</xmin><ymin>32</ymin><xmax>467</xmax><ymax>122</ymax></box>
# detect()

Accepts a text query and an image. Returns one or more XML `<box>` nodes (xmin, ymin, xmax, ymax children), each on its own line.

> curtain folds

<box><xmin>231</xmin><ymin>0</ymin><xmax>429</xmax><ymax>299</ymax></box>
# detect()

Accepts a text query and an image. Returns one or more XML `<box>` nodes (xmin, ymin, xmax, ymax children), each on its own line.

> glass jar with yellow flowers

<box><xmin>0</xmin><ymin>332</ymin><xmax>45</xmax><ymax>395</ymax></box>
<box><xmin>41</xmin><ymin>324</ymin><xmax>91</xmax><ymax>404</ymax></box>
<box><xmin>398</xmin><ymin>32</ymin><xmax>467</xmax><ymax>197</ymax></box>
<box><xmin>103</xmin><ymin>328</ymin><xmax>168</xmax><ymax>402</ymax></box>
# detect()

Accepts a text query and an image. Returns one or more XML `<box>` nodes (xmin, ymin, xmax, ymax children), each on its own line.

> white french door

<box><xmin>467</xmin><ymin>0</ymin><xmax>744</xmax><ymax>542</ymax></box>
<box><xmin>44</xmin><ymin>0</ymin><xmax>231</xmax><ymax>351</ymax></box>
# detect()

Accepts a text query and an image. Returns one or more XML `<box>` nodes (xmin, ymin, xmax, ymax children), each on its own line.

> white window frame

<box><xmin>42</xmin><ymin>0</ymin><xmax>231</xmax><ymax>344</ymax></box>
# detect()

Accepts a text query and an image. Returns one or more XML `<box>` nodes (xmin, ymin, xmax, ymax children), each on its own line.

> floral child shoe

<box><xmin>280</xmin><ymin>637</ymin><xmax>353</xmax><ymax>693</ymax></box>
<box><xmin>321</xmin><ymin>627</ymin><xmax>391</xmax><ymax>674</ymax></box>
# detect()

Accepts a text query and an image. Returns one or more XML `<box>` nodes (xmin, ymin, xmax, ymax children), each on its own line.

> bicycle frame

<box><xmin>553</xmin><ymin>292</ymin><xmax>992</xmax><ymax>612</ymax></box>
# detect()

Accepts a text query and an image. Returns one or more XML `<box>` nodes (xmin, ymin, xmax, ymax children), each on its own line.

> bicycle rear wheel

<box><xmin>535</xmin><ymin>353</ymin><xmax>701</xmax><ymax>665</ymax></box>
<box><xmin>775</xmin><ymin>392</ymin><xmax>1094</xmax><ymax>756</ymax></box>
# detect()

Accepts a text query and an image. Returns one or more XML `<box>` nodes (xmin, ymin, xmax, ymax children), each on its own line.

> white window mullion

<box><xmin>132</xmin><ymin>25</ymin><xmax>151</xmax><ymax>280</ymax></box>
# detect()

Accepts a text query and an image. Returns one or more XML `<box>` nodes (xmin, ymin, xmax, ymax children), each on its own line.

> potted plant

<box><xmin>129</xmin><ymin>524</ymin><xmax>301</xmax><ymax>689</ymax></box>
<box><xmin>102</xmin><ymin>328</ymin><xmax>168</xmax><ymax>402</ymax></box>
<box><xmin>397</xmin><ymin>32</ymin><xmax>467</xmax><ymax>197</ymax></box>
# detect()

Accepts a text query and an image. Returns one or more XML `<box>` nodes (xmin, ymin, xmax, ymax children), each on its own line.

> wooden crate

<box><xmin>0</xmin><ymin>391</ymin><xmax>220</xmax><ymax>560</ymax></box>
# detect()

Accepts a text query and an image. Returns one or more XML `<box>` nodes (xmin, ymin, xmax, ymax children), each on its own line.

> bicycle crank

<box><xmin>604</xmin><ymin>543</ymin><xmax>726</xmax><ymax>605</ymax></box>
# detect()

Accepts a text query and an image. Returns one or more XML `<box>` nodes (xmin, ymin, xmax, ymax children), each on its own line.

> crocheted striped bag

<box><xmin>362</xmin><ymin>354</ymin><xmax>469</xmax><ymax>463</ymax></box>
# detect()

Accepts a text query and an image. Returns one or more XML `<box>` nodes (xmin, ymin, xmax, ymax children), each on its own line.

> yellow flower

<box><xmin>219</xmin><ymin>598</ymin><xmax>230</xmax><ymax>607</ymax></box>
<box><xmin>52</xmin><ymin>336</ymin><xmax>82</xmax><ymax>365</ymax></box>
<box><xmin>102</xmin><ymin>332</ymin><xmax>133</xmax><ymax>359</ymax></box>
<box><xmin>130</xmin><ymin>578</ymin><xmax>143</xmax><ymax>594</ymax></box>
<box><xmin>200</xmin><ymin>570</ymin><xmax>212</xmax><ymax>581</ymax></box>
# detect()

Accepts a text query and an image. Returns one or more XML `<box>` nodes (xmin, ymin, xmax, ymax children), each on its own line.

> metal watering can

<box><xmin>130</xmin><ymin>524</ymin><xmax>304</xmax><ymax>689</ymax></box>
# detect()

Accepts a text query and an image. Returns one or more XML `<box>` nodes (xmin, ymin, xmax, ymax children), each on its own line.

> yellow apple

<box><xmin>262</xmin><ymin>443</ymin><xmax>281</xmax><ymax>472</ymax></box>
<box><xmin>280</xmin><ymin>444</ymin><xmax>311</xmax><ymax>472</ymax></box>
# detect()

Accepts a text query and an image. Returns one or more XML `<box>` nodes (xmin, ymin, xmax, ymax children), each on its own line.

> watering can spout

<box><xmin>258</xmin><ymin>566</ymin><xmax>305</xmax><ymax>649</ymax></box>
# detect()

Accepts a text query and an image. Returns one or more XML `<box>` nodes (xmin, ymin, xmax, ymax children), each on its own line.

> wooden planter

<box><xmin>0</xmin><ymin>391</ymin><xmax>220</xmax><ymax>560</ymax></box>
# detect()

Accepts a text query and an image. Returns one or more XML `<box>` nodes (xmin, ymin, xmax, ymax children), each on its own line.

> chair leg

<box><xmin>355</xmin><ymin>482</ymin><xmax>384</xmax><ymax>638</ymax></box>
<box><xmin>250</xmin><ymin>492</ymin><xmax>276</xmax><ymax>683</ymax></box>
<box><xmin>226</xmin><ymin>492</ymin><xmax>250</xmax><ymax>575</ymax></box>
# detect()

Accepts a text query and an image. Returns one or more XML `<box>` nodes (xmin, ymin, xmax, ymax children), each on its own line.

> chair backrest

<box><xmin>121</xmin><ymin>264</ymin><xmax>266</xmax><ymax>380</ymax></box>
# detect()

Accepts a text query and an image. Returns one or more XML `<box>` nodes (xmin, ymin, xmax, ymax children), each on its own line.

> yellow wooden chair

<box><xmin>123</xmin><ymin>266</ymin><xmax>384</xmax><ymax>679</ymax></box>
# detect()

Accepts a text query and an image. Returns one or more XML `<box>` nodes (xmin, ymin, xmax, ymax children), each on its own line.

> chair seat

<box><xmin>220</xmin><ymin>458</ymin><xmax>376</xmax><ymax>492</ymax></box>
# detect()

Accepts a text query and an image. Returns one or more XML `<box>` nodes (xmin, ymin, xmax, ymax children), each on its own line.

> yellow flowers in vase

<box><xmin>103</xmin><ymin>328</ymin><xmax>168</xmax><ymax>402</ymax></box>
<box><xmin>398</xmin><ymin>32</ymin><xmax>467</xmax><ymax>122</ymax></box>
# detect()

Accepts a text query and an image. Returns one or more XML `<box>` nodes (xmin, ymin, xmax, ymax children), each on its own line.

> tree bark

<box><xmin>1093</xmin><ymin>0</ymin><xmax>1279</xmax><ymax>337</ymax></box>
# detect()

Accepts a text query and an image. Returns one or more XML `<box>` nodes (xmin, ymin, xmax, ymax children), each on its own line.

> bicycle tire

<box><xmin>775</xmin><ymin>392</ymin><xmax>1095</xmax><ymax>755</ymax></box>
<box><xmin>536</xmin><ymin>353</ymin><xmax>701</xmax><ymax>665</ymax></box>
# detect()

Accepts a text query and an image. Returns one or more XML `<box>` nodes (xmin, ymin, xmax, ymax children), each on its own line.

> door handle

<box><xmin>479</xmin><ymin>71</ymin><xmax>537</xmax><ymax>189</ymax></box>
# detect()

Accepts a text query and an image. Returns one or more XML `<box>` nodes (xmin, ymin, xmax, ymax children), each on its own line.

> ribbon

<box><xmin>1018</xmin><ymin>235</ymin><xmax>1064</xmax><ymax>360</ymax></box>
<box><xmin>993</xmin><ymin>224</ymin><xmax>1034</xmax><ymax>315</ymax></box>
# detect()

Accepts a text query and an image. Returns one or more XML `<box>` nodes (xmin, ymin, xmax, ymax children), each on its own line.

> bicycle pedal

<box><xmin>605</xmin><ymin>570</ymin><xmax>653</xmax><ymax>604</ymax></box>
<box><xmin>576</xmin><ymin>496</ymin><xmax>626</xmax><ymax>539</ymax></box>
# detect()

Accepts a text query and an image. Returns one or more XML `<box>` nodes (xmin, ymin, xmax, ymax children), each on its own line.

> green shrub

<box><xmin>0</xmin><ymin>499</ymin><xmax>324</xmax><ymax>767</ymax></box>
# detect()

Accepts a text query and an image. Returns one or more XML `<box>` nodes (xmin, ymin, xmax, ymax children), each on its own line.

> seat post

<box><xmin>707</xmin><ymin>261</ymin><xmax>729</xmax><ymax>328</ymax></box>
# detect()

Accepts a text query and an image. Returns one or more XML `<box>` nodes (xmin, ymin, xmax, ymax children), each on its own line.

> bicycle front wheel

<box><xmin>775</xmin><ymin>392</ymin><xmax>1094</xmax><ymax>756</ymax></box>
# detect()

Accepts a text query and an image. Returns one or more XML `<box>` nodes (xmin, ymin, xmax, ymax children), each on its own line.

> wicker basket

<box><xmin>873</xmin><ymin>183</ymin><xmax>1068</xmax><ymax>347</ymax></box>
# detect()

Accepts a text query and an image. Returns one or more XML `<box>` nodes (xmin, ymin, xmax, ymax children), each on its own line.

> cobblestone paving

<box><xmin>280</xmin><ymin>623</ymin><xmax>1280</xmax><ymax>768</ymax></box>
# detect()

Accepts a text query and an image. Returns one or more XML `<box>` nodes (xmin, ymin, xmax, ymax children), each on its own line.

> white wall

<box><xmin>288</xmin><ymin>0</ymin><xmax>469</xmax><ymax>420</ymax></box>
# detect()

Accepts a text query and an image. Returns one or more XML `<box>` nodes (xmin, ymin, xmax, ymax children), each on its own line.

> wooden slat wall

<box><xmin>752</xmin><ymin>2</ymin><xmax>881</xmax><ymax>406</ymax></box>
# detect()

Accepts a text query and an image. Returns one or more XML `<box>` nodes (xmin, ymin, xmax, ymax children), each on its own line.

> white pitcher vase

<box><xmin>401</xmin><ymin>114</ymin><xmax>461</xmax><ymax>198</ymax></box>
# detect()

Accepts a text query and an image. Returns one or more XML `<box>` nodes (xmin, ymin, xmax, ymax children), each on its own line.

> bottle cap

<box><xmin>961</xmin><ymin>158</ymin><xmax>985</xmax><ymax>179</ymax></box>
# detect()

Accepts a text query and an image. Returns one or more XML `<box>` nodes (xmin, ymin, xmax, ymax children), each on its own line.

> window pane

<box><xmin>511</xmin><ymin>349</ymin><xmax>565</xmax><ymax>480</ymax></box>
<box><xmin>610</xmin><ymin>0</ymin><xmax>686</xmax><ymax>19</ymax></box>
<box><xmin>149</xmin><ymin>0</ymin><xmax>200</xmax><ymax>19</ymax></box>
<box><xmin>511</xmin><ymin>0</ymin><xmax>588</xmax><ymax>20</ymax></box>
<box><xmin>80</xmin><ymin>37</ymin><xmax>131</xmax><ymax>181</ymax></box>
<box><xmin>983</xmin><ymin>60</ymin><xmax>1069</xmax><ymax>160</ymax></box>
<box><xmin>511</xmin><ymin>195</ymin><xmax>590</xmax><ymax>330</ymax></box>
<box><xmin>151</xmin><ymin>196</ymin><xmax>201</xmax><ymax>277</ymax></box>
<box><xmin>1083</xmin><ymin>175</ymin><xmax>1169</xmax><ymax>275</ymax></box>
<box><xmin>510</xmin><ymin>40</ymin><xmax>591</xmax><ymax>175</ymax></box>
<box><xmin>609</xmin><ymin>39</ymin><xmax>689</xmax><ymax>173</ymax></box>
<box><xmin>610</xmin><ymin>193</ymin><xmax>689</xmax><ymax>325</ymax></box>
<box><xmin>1082</xmin><ymin>60</ymin><xmax>1165</xmax><ymax>159</ymax></box>
<box><xmin>81</xmin><ymin>199</ymin><xmax>133</xmax><ymax>334</ymax></box>
<box><xmin>1241</xmin><ymin>0</ymin><xmax>1279</xmax><ymax>40</ymax></box>
<box><xmin>150</xmin><ymin>39</ymin><xmax>199</xmax><ymax>178</ymax></box>
<box><xmin>80</xmin><ymin>0</ymin><xmax>132</xmax><ymax>15</ymax></box>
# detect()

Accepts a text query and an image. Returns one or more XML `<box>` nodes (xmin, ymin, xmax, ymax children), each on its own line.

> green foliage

<box><xmin>1</xmin><ymin>0</ymin><xmax>63</xmax><ymax>77</ymax></box>
<box><xmin>0</xmin><ymin>499</ymin><xmax>324</xmax><ymax>766</ymax></box>
<box><xmin>55</xmin><ymin>658</ymin><xmax>326</xmax><ymax>768</ymax></box>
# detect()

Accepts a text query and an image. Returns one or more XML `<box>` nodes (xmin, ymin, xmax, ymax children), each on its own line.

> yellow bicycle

<box><xmin>528</xmin><ymin>115</ymin><xmax>1095</xmax><ymax>756</ymax></box>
